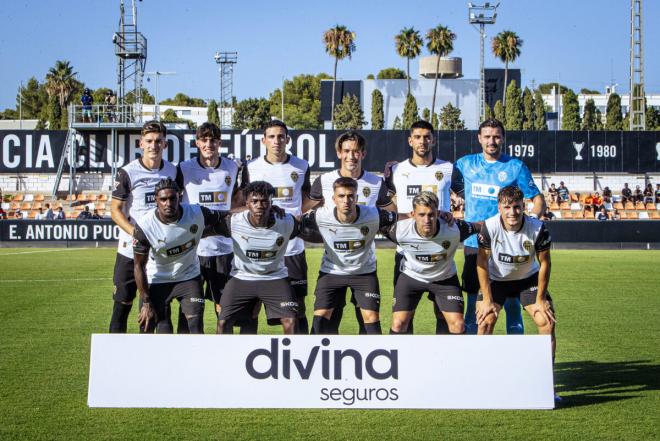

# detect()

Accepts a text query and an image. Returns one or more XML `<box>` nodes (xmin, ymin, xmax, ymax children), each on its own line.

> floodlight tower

<box><xmin>214</xmin><ymin>51</ymin><xmax>238</xmax><ymax>129</ymax></box>
<box><xmin>629</xmin><ymin>0</ymin><xmax>645</xmax><ymax>130</ymax></box>
<box><xmin>468</xmin><ymin>2</ymin><xmax>499</xmax><ymax>123</ymax></box>
<box><xmin>114</xmin><ymin>0</ymin><xmax>147</xmax><ymax>123</ymax></box>
<box><xmin>145</xmin><ymin>71</ymin><xmax>176</xmax><ymax>120</ymax></box>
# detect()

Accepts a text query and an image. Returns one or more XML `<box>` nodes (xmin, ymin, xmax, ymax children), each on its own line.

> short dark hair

<box><xmin>142</xmin><ymin>120</ymin><xmax>167</xmax><ymax>137</ymax></box>
<box><xmin>498</xmin><ymin>185</ymin><xmax>524</xmax><ymax>204</ymax></box>
<box><xmin>478</xmin><ymin>118</ymin><xmax>505</xmax><ymax>136</ymax></box>
<box><xmin>410</xmin><ymin>120</ymin><xmax>434</xmax><ymax>133</ymax></box>
<box><xmin>335</xmin><ymin>131</ymin><xmax>366</xmax><ymax>152</ymax></box>
<box><xmin>196</xmin><ymin>122</ymin><xmax>221</xmax><ymax>140</ymax></box>
<box><xmin>244</xmin><ymin>181</ymin><xmax>275</xmax><ymax>200</ymax></box>
<box><xmin>333</xmin><ymin>176</ymin><xmax>358</xmax><ymax>192</ymax></box>
<box><xmin>263</xmin><ymin>120</ymin><xmax>289</xmax><ymax>136</ymax></box>
<box><xmin>155</xmin><ymin>177</ymin><xmax>180</xmax><ymax>195</ymax></box>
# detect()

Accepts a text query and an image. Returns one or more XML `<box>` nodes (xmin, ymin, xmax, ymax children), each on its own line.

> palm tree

<box><xmin>323</xmin><ymin>25</ymin><xmax>356</xmax><ymax>129</ymax></box>
<box><xmin>44</xmin><ymin>60</ymin><xmax>79</xmax><ymax>110</ymax></box>
<box><xmin>426</xmin><ymin>25</ymin><xmax>456</xmax><ymax>123</ymax></box>
<box><xmin>395</xmin><ymin>27</ymin><xmax>423</xmax><ymax>96</ymax></box>
<box><xmin>491</xmin><ymin>30</ymin><xmax>523</xmax><ymax>106</ymax></box>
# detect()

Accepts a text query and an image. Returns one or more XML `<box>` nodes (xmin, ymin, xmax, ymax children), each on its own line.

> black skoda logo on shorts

<box><xmin>363</xmin><ymin>187</ymin><xmax>371</xmax><ymax>197</ymax></box>
<box><xmin>435</xmin><ymin>171</ymin><xmax>444</xmax><ymax>181</ymax></box>
<box><xmin>276</xmin><ymin>236</ymin><xmax>284</xmax><ymax>247</ymax></box>
<box><xmin>225</xmin><ymin>175</ymin><xmax>232</xmax><ymax>186</ymax></box>
<box><xmin>190</xmin><ymin>224</ymin><xmax>199</xmax><ymax>234</ymax></box>
<box><xmin>360</xmin><ymin>226</ymin><xmax>370</xmax><ymax>236</ymax></box>
<box><xmin>441</xmin><ymin>240</ymin><xmax>451</xmax><ymax>249</ymax></box>
<box><xmin>290</xmin><ymin>171</ymin><xmax>299</xmax><ymax>182</ymax></box>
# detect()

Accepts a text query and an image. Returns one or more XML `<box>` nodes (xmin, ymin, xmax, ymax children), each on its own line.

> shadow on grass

<box><xmin>554</xmin><ymin>360</ymin><xmax>660</xmax><ymax>409</ymax></box>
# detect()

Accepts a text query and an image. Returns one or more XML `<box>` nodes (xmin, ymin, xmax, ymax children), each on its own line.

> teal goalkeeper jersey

<box><xmin>452</xmin><ymin>153</ymin><xmax>540</xmax><ymax>248</ymax></box>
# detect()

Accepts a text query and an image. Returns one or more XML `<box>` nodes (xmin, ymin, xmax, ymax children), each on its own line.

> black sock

<box><xmin>355</xmin><ymin>307</ymin><xmax>367</xmax><ymax>334</ymax></box>
<box><xmin>406</xmin><ymin>319</ymin><xmax>414</xmax><ymax>334</ymax></box>
<box><xmin>296</xmin><ymin>316</ymin><xmax>309</xmax><ymax>335</ymax></box>
<box><xmin>312</xmin><ymin>315</ymin><xmax>334</xmax><ymax>334</ymax></box>
<box><xmin>364</xmin><ymin>321</ymin><xmax>382</xmax><ymax>335</ymax></box>
<box><xmin>390</xmin><ymin>328</ymin><xmax>405</xmax><ymax>334</ymax></box>
<box><xmin>328</xmin><ymin>308</ymin><xmax>343</xmax><ymax>334</ymax></box>
<box><xmin>435</xmin><ymin>316</ymin><xmax>450</xmax><ymax>335</ymax></box>
<box><xmin>177</xmin><ymin>307</ymin><xmax>190</xmax><ymax>334</ymax></box>
<box><xmin>186</xmin><ymin>315</ymin><xmax>204</xmax><ymax>334</ymax></box>
<box><xmin>109</xmin><ymin>301</ymin><xmax>132</xmax><ymax>333</ymax></box>
<box><xmin>239</xmin><ymin>317</ymin><xmax>258</xmax><ymax>334</ymax></box>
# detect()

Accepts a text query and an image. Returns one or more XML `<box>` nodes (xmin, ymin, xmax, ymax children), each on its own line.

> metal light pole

<box><xmin>468</xmin><ymin>2</ymin><xmax>499</xmax><ymax>123</ymax></box>
<box><xmin>18</xmin><ymin>81</ymin><xmax>23</xmax><ymax>129</ymax></box>
<box><xmin>145</xmin><ymin>71</ymin><xmax>176</xmax><ymax>120</ymax></box>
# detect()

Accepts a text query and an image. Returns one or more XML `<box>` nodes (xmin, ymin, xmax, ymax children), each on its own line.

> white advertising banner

<box><xmin>88</xmin><ymin>334</ymin><xmax>554</xmax><ymax>409</ymax></box>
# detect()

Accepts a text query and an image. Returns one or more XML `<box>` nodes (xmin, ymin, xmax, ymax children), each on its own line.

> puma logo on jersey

<box><xmin>328</xmin><ymin>228</ymin><xmax>337</xmax><ymax>234</ymax></box>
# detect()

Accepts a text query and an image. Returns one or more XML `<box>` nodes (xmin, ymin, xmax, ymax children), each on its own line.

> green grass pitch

<box><xmin>0</xmin><ymin>247</ymin><xmax>658</xmax><ymax>440</ymax></box>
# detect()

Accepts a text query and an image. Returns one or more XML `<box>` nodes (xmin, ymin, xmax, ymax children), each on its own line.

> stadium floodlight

<box><xmin>145</xmin><ymin>71</ymin><xmax>176</xmax><ymax>120</ymax></box>
<box><xmin>468</xmin><ymin>2</ymin><xmax>499</xmax><ymax>122</ymax></box>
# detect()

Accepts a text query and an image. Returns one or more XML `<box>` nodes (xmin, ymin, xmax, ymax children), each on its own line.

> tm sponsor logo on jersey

<box><xmin>199</xmin><ymin>191</ymin><xmax>228</xmax><ymax>204</ymax></box>
<box><xmin>246</xmin><ymin>249</ymin><xmax>277</xmax><ymax>260</ymax></box>
<box><xmin>406</xmin><ymin>185</ymin><xmax>437</xmax><ymax>197</ymax></box>
<box><xmin>471</xmin><ymin>183</ymin><xmax>500</xmax><ymax>199</ymax></box>
<box><xmin>166</xmin><ymin>239</ymin><xmax>196</xmax><ymax>256</ymax></box>
<box><xmin>245</xmin><ymin>338</ymin><xmax>399</xmax><ymax>406</ymax></box>
<box><xmin>144</xmin><ymin>192</ymin><xmax>156</xmax><ymax>205</ymax></box>
<box><xmin>334</xmin><ymin>240</ymin><xmax>365</xmax><ymax>251</ymax></box>
<box><xmin>498</xmin><ymin>253</ymin><xmax>530</xmax><ymax>264</ymax></box>
<box><xmin>415</xmin><ymin>253</ymin><xmax>446</xmax><ymax>262</ymax></box>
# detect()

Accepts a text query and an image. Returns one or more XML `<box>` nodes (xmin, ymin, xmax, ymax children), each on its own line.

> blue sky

<box><xmin>0</xmin><ymin>0</ymin><xmax>658</xmax><ymax>110</ymax></box>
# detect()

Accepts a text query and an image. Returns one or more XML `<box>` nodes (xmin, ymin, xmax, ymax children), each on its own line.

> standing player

<box><xmin>215</xmin><ymin>181</ymin><xmax>299</xmax><ymax>335</ymax></box>
<box><xmin>302</xmin><ymin>177</ymin><xmax>397</xmax><ymax>335</ymax></box>
<box><xmin>385</xmin><ymin>120</ymin><xmax>453</xmax><ymax>334</ymax></box>
<box><xmin>133</xmin><ymin>178</ymin><xmax>231</xmax><ymax>333</ymax></box>
<box><xmin>308</xmin><ymin>131</ymin><xmax>394</xmax><ymax>333</ymax></box>
<box><xmin>451</xmin><ymin>118</ymin><xmax>546</xmax><ymax>335</ymax></box>
<box><xmin>240</xmin><ymin>120</ymin><xmax>312</xmax><ymax>334</ymax></box>
<box><xmin>383</xmin><ymin>192</ymin><xmax>481</xmax><ymax>334</ymax></box>
<box><xmin>475</xmin><ymin>186</ymin><xmax>555</xmax><ymax>358</ymax></box>
<box><xmin>109</xmin><ymin>120</ymin><xmax>177</xmax><ymax>333</ymax></box>
<box><xmin>177</xmin><ymin>122</ymin><xmax>239</xmax><ymax>327</ymax></box>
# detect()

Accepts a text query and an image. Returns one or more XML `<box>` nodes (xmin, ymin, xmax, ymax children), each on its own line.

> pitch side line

<box><xmin>0</xmin><ymin>277</ymin><xmax>112</xmax><ymax>283</ymax></box>
<box><xmin>0</xmin><ymin>248</ymin><xmax>95</xmax><ymax>256</ymax></box>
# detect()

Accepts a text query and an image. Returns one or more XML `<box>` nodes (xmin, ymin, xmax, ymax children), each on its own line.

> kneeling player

<box><xmin>302</xmin><ymin>177</ymin><xmax>397</xmax><ymax>335</ymax></box>
<box><xmin>475</xmin><ymin>186</ymin><xmax>556</xmax><ymax>359</ymax></box>
<box><xmin>133</xmin><ymin>178</ymin><xmax>231</xmax><ymax>333</ymax></box>
<box><xmin>215</xmin><ymin>181</ymin><xmax>299</xmax><ymax>335</ymax></box>
<box><xmin>384</xmin><ymin>191</ymin><xmax>481</xmax><ymax>334</ymax></box>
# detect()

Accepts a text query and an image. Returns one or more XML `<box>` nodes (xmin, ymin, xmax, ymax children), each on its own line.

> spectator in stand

<box><xmin>81</xmin><ymin>88</ymin><xmax>94</xmax><ymax>123</ymax></box>
<box><xmin>77</xmin><ymin>205</ymin><xmax>93</xmax><ymax>220</ymax></box>
<box><xmin>15</xmin><ymin>209</ymin><xmax>24</xmax><ymax>219</ymax></box>
<box><xmin>643</xmin><ymin>184</ymin><xmax>654</xmax><ymax>204</ymax></box>
<box><xmin>54</xmin><ymin>207</ymin><xmax>65</xmax><ymax>220</ymax></box>
<box><xmin>633</xmin><ymin>185</ymin><xmax>643</xmax><ymax>203</ymax></box>
<box><xmin>621</xmin><ymin>183</ymin><xmax>632</xmax><ymax>203</ymax></box>
<box><xmin>44</xmin><ymin>203</ymin><xmax>54</xmax><ymax>220</ymax></box>
<box><xmin>583</xmin><ymin>193</ymin><xmax>594</xmax><ymax>213</ymax></box>
<box><xmin>656</xmin><ymin>184</ymin><xmax>660</xmax><ymax>204</ymax></box>
<box><xmin>557</xmin><ymin>181</ymin><xmax>569</xmax><ymax>202</ymax></box>
<box><xmin>611</xmin><ymin>209</ymin><xmax>621</xmax><ymax>220</ymax></box>
<box><xmin>34</xmin><ymin>208</ymin><xmax>46</xmax><ymax>220</ymax></box>
<box><xmin>548</xmin><ymin>183</ymin><xmax>558</xmax><ymax>204</ymax></box>
<box><xmin>592</xmin><ymin>192</ymin><xmax>603</xmax><ymax>212</ymax></box>
<box><xmin>105</xmin><ymin>90</ymin><xmax>116</xmax><ymax>122</ymax></box>
<box><xmin>91</xmin><ymin>208</ymin><xmax>102</xmax><ymax>219</ymax></box>
<box><xmin>0</xmin><ymin>205</ymin><xmax>6</xmax><ymax>220</ymax></box>
<box><xmin>540</xmin><ymin>207</ymin><xmax>555</xmax><ymax>221</ymax></box>
<box><xmin>596</xmin><ymin>206</ymin><xmax>609</xmax><ymax>221</ymax></box>
<box><xmin>602</xmin><ymin>187</ymin><xmax>612</xmax><ymax>204</ymax></box>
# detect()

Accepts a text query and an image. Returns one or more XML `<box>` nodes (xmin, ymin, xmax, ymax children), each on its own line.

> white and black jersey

<box><xmin>385</xmin><ymin>218</ymin><xmax>478</xmax><ymax>283</ymax></box>
<box><xmin>478</xmin><ymin>214</ymin><xmax>552</xmax><ymax>281</ymax></box>
<box><xmin>112</xmin><ymin>158</ymin><xmax>177</xmax><ymax>259</ymax></box>
<box><xmin>385</xmin><ymin>158</ymin><xmax>453</xmax><ymax>213</ymax></box>
<box><xmin>132</xmin><ymin>204</ymin><xmax>229</xmax><ymax>284</ymax></box>
<box><xmin>177</xmin><ymin>157</ymin><xmax>239</xmax><ymax>257</ymax></box>
<box><xmin>302</xmin><ymin>205</ymin><xmax>397</xmax><ymax>275</ymax></box>
<box><xmin>309</xmin><ymin>170</ymin><xmax>392</xmax><ymax>208</ymax></box>
<box><xmin>241</xmin><ymin>154</ymin><xmax>310</xmax><ymax>256</ymax></box>
<box><xmin>214</xmin><ymin>211</ymin><xmax>299</xmax><ymax>281</ymax></box>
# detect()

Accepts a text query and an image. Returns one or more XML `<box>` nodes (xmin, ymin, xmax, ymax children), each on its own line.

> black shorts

<box><xmin>285</xmin><ymin>251</ymin><xmax>308</xmax><ymax>301</ymax></box>
<box><xmin>477</xmin><ymin>272</ymin><xmax>554</xmax><ymax>308</ymax></box>
<box><xmin>113</xmin><ymin>253</ymin><xmax>137</xmax><ymax>303</ymax></box>
<box><xmin>314</xmin><ymin>272</ymin><xmax>381</xmax><ymax>312</ymax></box>
<box><xmin>219</xmin><ymin>277</ymin><xmax>298</xmax><ymax>322</ymax></box>
<box><xmin>393</xmin><ymin>273</ymin><xmax>464</xmax><ymax>313</ymax></box>
<box><xmin>461</xmin><ymin>246</ymin><xmax>479</xmax><ymax>294</ymax></box>
<box><xmin>393</xmin><ymin>252</ymin><xmax>405</xmax><ymax>287</ymax></box>
<box><xmin>198</xmin><ymin>253</ymin><xmax>233</xmax><ymax>303</ymax></box>
<box><xmin>149</xmin><ymin>276</ymin><xmax>205</xmax><ymax>324</ymax></box>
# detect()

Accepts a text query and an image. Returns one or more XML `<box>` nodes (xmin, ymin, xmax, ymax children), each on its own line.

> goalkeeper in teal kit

<box><xmin>451</xmin><ymin>118</ymin><xmax>546</xmax><ymax>334</ymax></box>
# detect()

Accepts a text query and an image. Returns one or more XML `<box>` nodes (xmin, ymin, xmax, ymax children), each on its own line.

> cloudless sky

<box><xmin>0</xmin><ymin>0</ymin><xmax>658</xmax><ymax>110</ymax></box>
